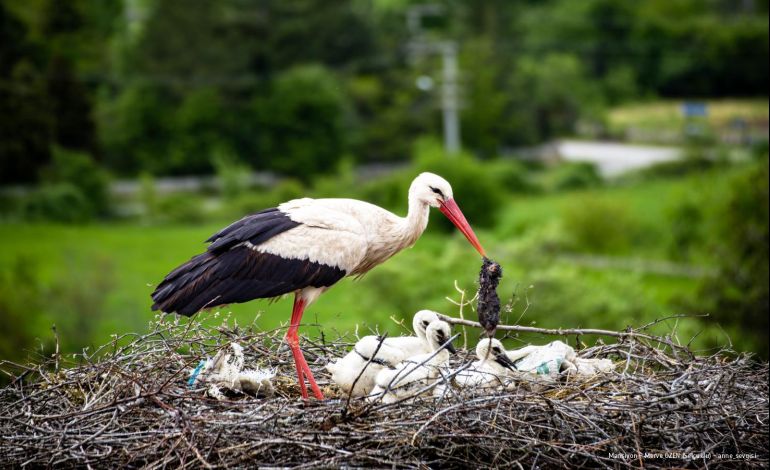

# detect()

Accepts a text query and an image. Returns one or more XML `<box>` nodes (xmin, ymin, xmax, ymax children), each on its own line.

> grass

<box><xmin>0</xmin><ymin>166</ymin><xmax>745</xmax><ymax>357</ymax></box>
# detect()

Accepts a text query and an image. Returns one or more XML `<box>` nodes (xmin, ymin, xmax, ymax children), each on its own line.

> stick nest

<box><xmin>1</xmin><ymin>316</ymin><xmax>767</xmax><ymax>469</ymax></box>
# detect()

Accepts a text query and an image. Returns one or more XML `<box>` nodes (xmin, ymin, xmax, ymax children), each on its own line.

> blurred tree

<box><xmin>509</xmin><ymin>53</ymin><xmax>604</xmax><ymax>143</ymax></box>
<box><xmin>256</xmin><ymin>65</ymin><xmax>348</xmax><ymax>180</ymax></box>
<box><xmin>100</xmin><ymin>83</ymin><xmax>174</xmax><ymax>174</ymax></box>
<box><xmin>0</xmin><ymin>3</ymin><xmax>52</xmax><ymax>184</ymax></box>
<box><xmin>42</xmin><ymin>0</ymin><xmax>98</xmax><ymax>155</ymax></box>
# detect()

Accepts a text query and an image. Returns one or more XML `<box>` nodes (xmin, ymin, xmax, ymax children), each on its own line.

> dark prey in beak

<box><xmin>477</xmin><ymin>257</ymin><xmax>503</xmax><ymax>337</ymax></box>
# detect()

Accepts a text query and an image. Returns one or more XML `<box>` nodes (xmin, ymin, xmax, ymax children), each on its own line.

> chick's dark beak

<box><xmin>444</xmin><ymin>340</ymin><xmax>457</xmax><ymax>355</ymax></box>
<box><xmin>495</xmin><ymin>352</ymin><xmax>518</xmax><ymax>371</ymax></box>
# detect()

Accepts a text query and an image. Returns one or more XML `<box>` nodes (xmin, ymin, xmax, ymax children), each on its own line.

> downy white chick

<box><xmin>434</xmin><ymin>338</ymin><xmax>517</xmax><ymax>397</ymax></box>
<box><xmin>369</xmin><ymin>320</ymin><xmax>456</xmax><ymax>404</ymax></box>
<box><xmin>326</xmin><ymin>310</ymin><xmax>439</xmax><ymax>396</ymax></box>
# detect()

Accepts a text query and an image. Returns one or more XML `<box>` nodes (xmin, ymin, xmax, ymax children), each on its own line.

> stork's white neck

<box><xmin>401</xmin><ymin>193</ymin><xmax>431</xmax><ymax>248</ymax></box>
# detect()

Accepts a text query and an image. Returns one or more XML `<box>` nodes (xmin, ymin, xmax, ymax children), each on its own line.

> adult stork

<box><xmin>151</xmin><ymin>172</ymin><xmax>486</xmax><ymax>399</ymax></box>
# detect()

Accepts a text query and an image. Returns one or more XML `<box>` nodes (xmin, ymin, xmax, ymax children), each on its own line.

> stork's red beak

<box><xmin>439</xmin><ymin>198</ymin><xmax>487</xmax><ymax>257</ymax></box>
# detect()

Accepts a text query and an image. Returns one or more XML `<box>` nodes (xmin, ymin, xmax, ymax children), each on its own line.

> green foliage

<box><xmin>0</xmin><ymin>4</ymin><xmax>52</xmax><ymax>184</ymax></box>
<box><xmin>548</xmin><ymin>162</ymin><xmax>604</xmax><ymax>191</ymax></box>
<box><xmin>139</xmin><ymin>173</ymin><xmax>158</xmax><ymax>223</ymax></box>
<box><xmin>0</xmin><ymin>252</ymin><xmax>116</xmax><ymax>366</ymax></box>
<box><xmin>22</xmin><ymin>183</ymin><xmax>91</xmax><ymax>223</ymax></box>
<box><xmin>227</xmin><ymin>180</ymin><xmax>306</xmax><ymax>218</ymax></box>
<box><xmin>213</xmin><ymin>150</ymin><xmax>252</xmax><ymax>201</ymax></box>
<box><xmin>357</xmin><ymin>170</ymin><xmax>412</xmax><ymax>213</ymax></box>
<box><xmin>523</xmin><ymin>266</ymin><xmax>648</xmax><ymax>330</ymax></box>
<box><xmin>413</xmin><ymin>138</ymin><xmax>506</xmax><ymax>230</ymax></box>
<box><xmin>256</xmin><ymin>65</ymin><xmax>349</xmax><ymax>180</ymax></box>
<box><xmin>17</xmin><ymin>147</ymin><xmax>111</xmax><ymax>223</ymax></box>
<box><xmin>99</xmin><ymin>83</ymin><xmax>174</xmax><ymax>175</ymax></box>
<box><xmin>701</xmin><ymin>160</ymin><xmax>769</xmax><ymax>357</ymax></box>
<box><xmin>154</xmin><ymin>194</ymin><xmax>206</xmax><ymax>225</ymax></box>
<box><xmin>0</xmin><ymin>257</ymin><xmax>47</xmax><ymax>364</ymax></box>
<box><xmin>667</xmin><ymin>199</ymin><xmax>703</xmax><ymax>261</ymax></box>
<box><xmin>561</xmin><ymin>196</ymin><xmax>642</xmax><ymax>254</ymax></box>
<box><xmin>2</xmin><ymin>0</ymin><xmax>769</xmax><ymax>183</ymax></box>
<box><xmin>633</xmin><ymin>156</ymin><xmax>717</xmax><ymax>180</ymax></box>
<box><xmin>168</xmin><ymin>88</ymin><xmax>228</xmax><ymax>175</ymax></box>
<box><xmin>43</xmin><ymin>147</ymin><xmax>111</xmax><ymax>216</ymax></box>
<box><xmin>509</xmin><ymin>54</ymin><xmax>605</xmax><ymax>143</ymax></box>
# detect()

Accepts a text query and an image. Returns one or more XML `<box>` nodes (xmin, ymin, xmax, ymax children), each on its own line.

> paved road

<box><xmin>555</xmin><ymin>140</ymin><xmax>682</xmax><ymax>177</ymax></box>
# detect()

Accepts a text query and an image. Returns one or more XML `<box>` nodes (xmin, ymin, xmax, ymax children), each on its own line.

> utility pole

<box><xmin>439</xmin><ymin>42</ymin><xmax>460</xmax><ymax>154</ymax></box>
<box><xmin>406</xmin><ymin>5</ymin><xmax>461</xmax><ymax>156</ymax></box>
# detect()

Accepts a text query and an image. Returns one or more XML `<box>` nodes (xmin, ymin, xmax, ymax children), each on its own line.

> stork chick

<box><xmin>369</xmin><ymin>321</ymin><xmax>456</xmax><ymax>404</ymax></box>
<box><xmin>326</xmin><ymin>310</ymin><xmax>440</xmax><ymax>396</ymax></box>
<box><xmin>434</xmin><ymin>338</ymin><xmax>517</xmax><ymax>397</ymax></box>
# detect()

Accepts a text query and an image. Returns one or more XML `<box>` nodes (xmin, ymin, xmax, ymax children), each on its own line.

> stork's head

<box><xmin>476</xmin><ymin>338</ymin><xmax>517</xmax><ymax>371</ymax></box>
<box><xmin>410</xmin><ymin>172</ymin><xmax>487</xmax><ymax>257</ymax></box>
<box><xmin>412</xmin><ymin>309</ymin><xmax>440</xmax><ymax>340</ymax></box>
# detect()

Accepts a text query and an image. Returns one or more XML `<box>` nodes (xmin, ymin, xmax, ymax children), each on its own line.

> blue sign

<box><xmin>682</xmin><ymin>102</ymin><xmax>708</xmax><ymax>118</ymax></box>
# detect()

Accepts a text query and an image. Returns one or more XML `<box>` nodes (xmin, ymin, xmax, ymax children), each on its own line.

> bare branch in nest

<box><xmin>435</xmin><ymin>313</ymin><xmax>712</xmax><ymax>355</ymax></box>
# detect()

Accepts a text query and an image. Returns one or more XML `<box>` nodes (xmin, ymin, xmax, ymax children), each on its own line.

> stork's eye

<box><xmin>493</xmin><ymin>347</ymin><xmax>501</xmax><ymax>353</ymax></box>
<box><xmin>422</xmin><ymin>321</ymin><xmax>430</xmax><ymax>327</ymax></box>
<box><xmin>429</xmin><ymin>186</ymin><xmax>445</xmax><ymax>198</ymax></box>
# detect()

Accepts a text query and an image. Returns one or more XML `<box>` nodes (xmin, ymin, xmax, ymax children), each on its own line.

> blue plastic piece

<box><xmin>188</xmin><ymin>360</ymin><xmax>207</xmax><ymax>388</ymax></box>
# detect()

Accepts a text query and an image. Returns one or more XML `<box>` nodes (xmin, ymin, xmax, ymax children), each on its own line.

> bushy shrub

<box><xmin>155</xmin><ymin>194</ymin><xmax>206</xmax><ymax>224</ymax></box>
<box><xmin>22</xmin><ymin>183</ymin><xmax>92</xmax><ymax>223</ymax></box>
<box><xmin>549</xmin><ymin>162</ymin><xmax>603</xmax><ymax>191</ymax></box>
<box><xmin>213</xmin><ymin>150</ymin><xmax>252</xmax><ymax>201</ymax></box>
<box><xmin>486</xmin><ymin>159</ymin><xmax>542</xmax><ymax>194</ymax></box>
<box><xmin>561</xmin><ymin>196</ymin><xmax>641</xmax><ymax>254</ymax></box>
<box><xmin>229</xmin><ymin>179</ymin><xmax>306</xmax><ymax>217</ymax></box>
<box><xmin>667</xmin><ymin>199</ymin><xmax>703</xmax><ymax>261</ymax></box>
<box><xmin>40</xmin><ymin>147</ymin><xmax>111</xmax><ymax>218</ymax></box>
<box><xmin>357</xmin><ymin>171</ymin><xmax>412</xmax><ymax>213</ymax></box>
<box><xmin>256</xmin><ymin>65</ymin><xmax>348</xmax><ymax>181</ymax></box>
<box><xmin>700</xmin><ymin>160</ymin><xmax>769</xmax><ymax>357</ymax></box>
<box><xmin>634</xmin><ymin>154</ymin><xmax>716</xmax><ymax>180</ymax></box>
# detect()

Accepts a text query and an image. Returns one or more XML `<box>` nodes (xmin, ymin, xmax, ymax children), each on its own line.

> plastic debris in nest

<box><xmin>508</xmin><ymin>340</ymin><xmax>615</xmax><ymax>381</ymax></box>
<box><xmin>477</xmin><ymin>258</ymin><xmax>502</xmax><ymax>337</ymax></box>
<box><xmin>189</xmin><ymin>343</ymin><xmax>275</xmax><ymax>400</ymax></box>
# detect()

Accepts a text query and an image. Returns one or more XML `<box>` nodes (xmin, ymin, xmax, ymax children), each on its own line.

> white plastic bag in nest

<box><xmin>509</xmin><ymin>340</ymin><xmax>614</xmax><ymax>380</ymax></box>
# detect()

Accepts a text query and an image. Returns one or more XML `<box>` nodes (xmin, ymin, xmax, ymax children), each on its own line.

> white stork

<box><xmin>151</xmin><ymin>172</ymin><xmax>486</xmax><ymax>400</ymax></box>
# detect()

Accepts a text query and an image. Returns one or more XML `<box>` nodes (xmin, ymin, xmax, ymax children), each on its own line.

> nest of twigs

<box><xmin>0</xmin><ymin>315</ymin><xmax>767</xmax><ymax>469</ymax></box>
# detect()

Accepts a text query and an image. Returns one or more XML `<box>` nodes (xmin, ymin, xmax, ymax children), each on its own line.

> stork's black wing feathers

<box><xmin>206</xmin><ymin>207</ymin><xmax>301</xmax><ymax>253</ymax></box>
<box><xmin>151</xmin><ymin>208</ymin><xmax>346</xmax><ymax>316</ymax></box>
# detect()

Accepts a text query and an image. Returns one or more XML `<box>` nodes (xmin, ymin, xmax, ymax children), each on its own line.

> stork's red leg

<box><xmin>286</xmin><ymin>295</ymin><xmax>325</xmax><ymax>400</ymax></box>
